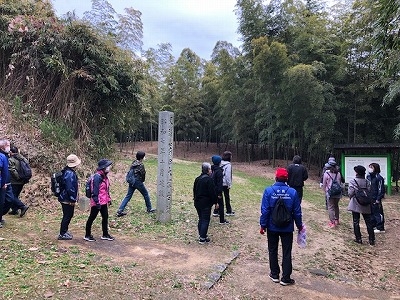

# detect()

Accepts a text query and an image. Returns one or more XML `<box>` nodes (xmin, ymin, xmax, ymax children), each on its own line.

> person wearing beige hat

<box><xmin>57</xmin><ymin>154</ymin><xmax>81</xmax><ymax>240</ymax></box>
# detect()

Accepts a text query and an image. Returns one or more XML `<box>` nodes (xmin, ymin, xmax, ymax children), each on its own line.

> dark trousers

<box><xmin>217</xmin><ymin>196</ymin><xmax>225</xmax><ymax>222</ymax></box>
<box><xmin>11</xmin><ymin>184</ymin><xmax>24</xmax><ymax>212</ymax></box>
<box><xmin>293</xmin><ymin>187</ymin><xmax>303</xmax><ymax>203</ymax></box>
<box><xmin>371</xmin><ymin>202</ymin><xmax>385</xmax><ymax>230</ymax></box>
<box><xmin>0</xmin><ymin>187</ymin><xmax>5</xmax><ymax>221</ymax></box>
<box><xmin>195</xmin><ymin>205</ymin><xmax>212</xmax><ymax>239</ymax></box>
<box><xmin>267</xmin><ymin>230</ymin><xmax>293</xmax><ymax>281</ymax></box>
<box><xmin>223</xmin><ymin>186</ymin><xmax>233</xmax><ymax>213</ymax></box>
<box><xmin>2</xmin><ymin>185</ymin><xmax>25</xmax><ymax>215</ymax></box>
<box><xmin>352</xmin><ymin>212</ymin><xmax>375</xmax><ymax>243</ymax></box>
<box><xmin>85</xmin><ymin>204</ymin><xmax>109</xmax><ymax>236</ymax></box>
<box><xmin>60</xmin><ymin>203</ymin><xmax>75</xmax><ymax>235</ymax></box>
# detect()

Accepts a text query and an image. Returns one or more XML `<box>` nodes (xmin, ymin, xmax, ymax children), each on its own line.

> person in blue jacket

<box><xmin>260</xmin><ymin>168</ymin><xmax>303</xmax><ymax>286</ymax></box>
<box><xmin>58</xmin><ymin>154</ymin><xmax>81</xmax><ymax>240</ymax></box>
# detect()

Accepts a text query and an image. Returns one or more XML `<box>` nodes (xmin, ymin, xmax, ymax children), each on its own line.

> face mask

<box><xmin>105</xmin><ymin>166</ymin><xmax>111</xmax><ymax>173</ymax></box>
<box><xmin>368</xmin><ymin>167</ymin><xmax>374</xmax><ymax>174</ymax></box>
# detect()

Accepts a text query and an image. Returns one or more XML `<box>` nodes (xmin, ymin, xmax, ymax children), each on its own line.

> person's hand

<box><xmin>95</xmin><ymin>203</ymin><xmax>101</xmax><ymax>210</ymax></box>
<box><xmin>298</xmin><ymin>225</ymin><xmax>303</xmax><ymax>233</ymax></box>
<box><xmin>260</xmin><ymin>227</ymin><xmax>266</xmax><ymax>235</ymax></box>
<box><xmin>319</xmin><ymin>183</ymin><xmax>323</xmax><ymax>188</ymax></box>
<box><xmin>215</xmin><ymin>203</ymin><xmax>219</xmax><ymax>209</ymax></box>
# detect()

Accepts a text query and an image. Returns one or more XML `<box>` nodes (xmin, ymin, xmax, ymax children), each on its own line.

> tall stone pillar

<box><xmin>156</xmin><ymin>111</ymin><xmax>174</xmax><ymax>223</ymax></box>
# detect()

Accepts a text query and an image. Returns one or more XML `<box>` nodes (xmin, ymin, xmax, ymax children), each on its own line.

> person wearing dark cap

<box><xmin>58</xmin><ymin>154</ymin><xmax>81</xmax><ymax>240</ymax></box>
<box><xmin>260</xmin><ymin>168</ymin><xmax>303</xmax><ymax>286</ymax></box>
<box><xmin>116</xmin><ymin>151</ymin><xmax>155</xmax><ymax>217</ymax></box>
<box><xmin>347</xmin><ymin>165</ymin><xmax>375</xmax><ymax>245</ymax></box>
<box><xmin>211</xmin><ymin>155</ymin><xmax>229</xmax><ymax>225</ymax></box>
<box><xmin>84</xmin><ymin>159</ymin><xmax>114</xmax><ymax>242</ymax></box>
<box><xmin>287</xmin><ymin>155</ymin><xmax>308</xmax><ymax>204</ymax></box>
<box><xmin>367</xmin><ymin>163</ymin><xmax>385</xmax><ymax>233</ymax></box>
<box><xmin>193</xmin><ymin>162</ymin><xmax>218</xmax><ymax>244</ymax></box>
<box><xmin>322</xmin><ymin>160</ymin><xmax>343</xmax><ymax>228</ymax></box>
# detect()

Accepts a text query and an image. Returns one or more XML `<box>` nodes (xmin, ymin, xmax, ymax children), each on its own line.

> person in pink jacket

<box><xmin>322</xmin><ymin>162</ymin><xmax>343</xmax><ymax>228</ymax></box>
<box><xmin>84</xmin><ymin>159</ymin><xmax>114</xmax><ymax>242</ymax></box>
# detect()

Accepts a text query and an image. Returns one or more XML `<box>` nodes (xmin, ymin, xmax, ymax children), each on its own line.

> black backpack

<box><xmin>85</xmin><ymin>173</ymin><xmax>102</xmax><ymax>198</ymax></box>
<box><xmin>51</xmin><ymin>170</ymin><xmax>64</xmax><ymax>197</ymax></box>
<box><xmin>327</xmin><ymin>173</ymin><xmax>342</xmax><ymax>197</ymax></box>
<box><xmin>16</xmin><ymin>157</ymin><xmax>32</xmax><ymax>183</ymax></box>
<box><xmin>353</xmin><ymin>179</ymin><xmax>373</xmax><ymax>206</ymax></box>
<box><xmin>271</xmin><ymin>188</ymin><xmax>292</xmax><ymax>227</ymax></box>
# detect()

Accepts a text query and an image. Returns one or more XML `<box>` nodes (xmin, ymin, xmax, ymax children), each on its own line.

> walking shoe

<box><xmin>280</xmin><ymin>278</ymin><xmax>295</xmax><ymax>286</ymax></box>
<box><xmin>198</xmin><ymin>237</ymin><xmax>211</xmax><ymax>244</ymax></box>
<box><xmin>101</xmin><ymin>234</ymin><xmax>115</xmax><ymax>241</ymax></box>
<box><xmin>20</xmin><ymin>206</ymin><xmax>29</xmax><ymax>217</ymax></box>
<box><xmin>84</xmin><ymin>235</ymin><xmax>96</xmax><ymax>242</ymax></box>
<box><xmin>354</xmin><ymin>239</ymin><xmax>362</xmax><ymax>244</ymax></box>
<box><xmin>0</xmin><ymin>223</ymin><xmax>2</xmax><ymax>228</ymax></box>
<box><xmin>269</xmin><ymin>274</ymin><xmax>280</xmax><ymax>283</ymax></box>
<box><xmin>219</xmin><ymin>220</ymin><xmax>230</xmax><ymax>225</ymax></box>
<box><xmin>328</xmin><ymin>221</ymin><xmax>336</xmax><ymax>228</ymax></box>
<box><xmin>116</xmin><ymin>211</ymin><xmax>127</xmax><ymax>217</ymax></box>
<box><xmin>334</xmin><ymin>219</ymin><xmax>340</xmax><ymax>226</ymax></box>
<box><xmin>226</xmin><ymin>211</ymin><xmax>235</xmax><ymax>216</ymax></box>
<box><xmin>65</xmin><ymin>231</ymin><xmax>73</xmax><ymax>238</ymax></box>
<box><xmin>58</xmin><ymin>233</ymin><xmax>72</xmax><ymax>240</ymax></box>
<box><xmin>147</xmin><ymin>208</ymin><xmax>156</xmax><ymax>213</ymax></box>
<box><xmin>374</xmin><ymin>229</ymin><xmax>385</xmax><ymax>233</ymax></box>
<box><xmin>0</xmin><ymin>219</ymin><xmax>5</xmax><ymax>225</ymax></box>
<box><xmin>369</xmin><ymin>240</ymin><xmax>375</xmax><ymax>246</ymax></box>
<box><xmin>8</xmin><ymin>210</ymin><xmax>18</xmax><ymax>215</ymax></box>
<box><xmin>212</xmin><ymin>210</ymin><xmax>219</xmax><ymax>217</ymax></box>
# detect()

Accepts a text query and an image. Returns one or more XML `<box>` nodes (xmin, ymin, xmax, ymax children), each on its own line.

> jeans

<box><xmin>223</xmin><ymin>186</ymin><xmax>233</xmax><ymax>213</ymax></box>
<box><xmin>267</xmin><ymin>230</ymin><xmax>293</xmax><ymax>281</ymax></box>
<box><xmin>352</xmin><ymin>212</ymin><xmax>375</xmax><ymax>243</ymax></box>
<box><xmin>11</xmin><ymin>184</ymin><xmax>24</xmax><ymax>212</ymax></box>
<box><xmin>195</xmin><ymin>205</ymin><xmax>212</xmax><ymax>239</ymax></box>
<box><xmin>60</xmin><ymin>203</ymin><xmax>75</xmax><ymax>235</ymax></box>
<box><xmin>118</xmin><ymin>180</ymin><xmax>152</xmax><ymax>212</ymax></box>
<box><xmin>371</xmin><ymin>202</ymin><xmax>385</xmax><ymax>230</ymax></box>
<box><xmin>2</xmin><ymin>185</ymin><xmax>25</xmax><ymax>215</ymax></box>
<box><xmin>85</xmin><ymin>204</ymin><xmax>109</xmax><ymax>236</ymax></box>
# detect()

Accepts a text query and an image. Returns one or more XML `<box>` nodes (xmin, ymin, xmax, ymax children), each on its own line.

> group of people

<box><xmin>57</xmin><ymin>151</ymin><xmax>155</xmax><ymax>241</ymax></box>
<box><xmin>0</xmin><ymin>139</ymin><xmax>30</xmax><ymax>228</ymax></box>
<box><xmin>193</xmin><ymin>151</ymin><xmax>234</xmax><ymax>244</ymax></box>
<box><xmin>321</xmin><ymin>157</ymin><xmax>386</xmax><ymax>245</ymax></box>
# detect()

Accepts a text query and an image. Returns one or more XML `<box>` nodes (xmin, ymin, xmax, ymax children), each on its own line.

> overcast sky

<box><xmin>51</xmin><ymin>0</ymin><xmax>241</xmax><ymax>60</ymax></box>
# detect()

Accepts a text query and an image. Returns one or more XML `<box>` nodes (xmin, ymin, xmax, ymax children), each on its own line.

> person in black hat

<box><xmin>116</xmin><ymin>151</ymin><xmax>155</xmax><ymax>217</ymax></box>
<box><xmin>84</xmin><ymin>159</ymin><xmax>114</xmax><ymax>242</ymax></box>
<box><xmin>347</xmin><ymin>165</ymin><xmax>375</xmax><ymax>245</ymax></box>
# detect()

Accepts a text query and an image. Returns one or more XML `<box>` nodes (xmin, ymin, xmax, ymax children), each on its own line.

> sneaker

<box><xmin>20</xmin><ymin>206</ymin><xmax>29</xmax><ymax>217</ymax></box>
<box><xmin>369</xmin><ymin>240</ymin><xmax>375</xmax><ymax>246</ymax></box>
<box><xmin>198</xmin><ymin>237</ymin><xmax>211</xmax><ymax>244</ymax></box>
<box><xmin>65</xmin><ymin>231</ymin><xmax>73</xmax><ymax>238</ymax></box>
<box><xmin>280</xmin><ymin>278</ymin><xmax>295</xmax><ymax>286</ymax></box>
<box><xmin>269</xmin><ymin>274</ymin><xmax>280</xmax><ymax>283</ymax></box>
<box><xmin>354</xmin><ymin>239</ymin><xmax>362</xmax><ymax>244</ymax></box>
<box><xmin>0</xmin><ymin>219</ymin><xmax>5</xmax><ymax>225</ymax></box>
<box><xmin>334</xmin><ymin>219</ymin><xmax>340</xmax><ymax>226</ymax></box>
<box><xmin>8</xmin><ymin>210</ymin><xmax>18</xmax><ymax>215</ymax></box>
<box><xmin>328</xmin><ymin>221</ymin><xmax>336</xmax><ymax>228</ymax></box>
<box><xmin>212</xmin><ymin>210</ymin><xmax>219</xmax><ymax>217</ymax></box>
<box><xmin>101</xmin><ymin>234</ymin><xmax>115</xmax><ymax>241</ymax></box>
<box><xmin>116</xmin><ymin>211</ymin><xmax>127</xmax><ymax>217</ymax></box>
<box><xmin>58</xmin><ymin>233</ymin><xmax>72</xmax><ymax>240</ymax></box>
<box><xmin>0</xmin><ymin>223</ymin><xmax>2</xmax><ymax>228</ymax></box>
<box><xmin>147</xmin><ymin>208</ymin><xmax>156</xmax><ymax>213</ymax></box>
<box><xmin>374</xmin><ymin>229</ymin><xmax>385</xmax><ymax>233</ymax></box>
<box><xmin>84</xmin><ymin>235</ymin><xmax>96</xmax><ymax>242</ymax></box>
<box><xmin>226</xmin><ymin>211</ymin><xmax>235</xmax><ymax>216</ymax></box>
<box><xmin>219</xmin><ymin>220</ymin><xmax>230</xmax><ymax>225</ymax></box>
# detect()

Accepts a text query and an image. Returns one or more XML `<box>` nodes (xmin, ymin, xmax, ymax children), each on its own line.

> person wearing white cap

<box><xmin>58</xmin><ymin>154</ymin><xmax>81</xmax><ymax>240</ymax></box>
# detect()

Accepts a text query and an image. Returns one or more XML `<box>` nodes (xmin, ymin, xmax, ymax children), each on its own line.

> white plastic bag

<box><xmin>297</xmin><ymin>224</ymin><xmax>307</xmax><ymax>248</ymax></box>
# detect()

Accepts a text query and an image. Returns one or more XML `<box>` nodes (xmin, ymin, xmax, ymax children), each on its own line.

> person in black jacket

<box><xmin>193</xmin><ymin>162</ymin><xmax>218</xmax><ymax>244</ymax></box>
<box><xmin>367</xmin><ymin>163</ymin><xmax>385</xmax><ymax>233</ymax></box>
<box><xmin>287</xmin><ymin>155</ymin><xmax>308</xmax><ymax>203</ymax></box>
<box><xmin>211</xmin><ymin>155</ymin><xmax>229</xmax><ymax>225</ymax></box>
